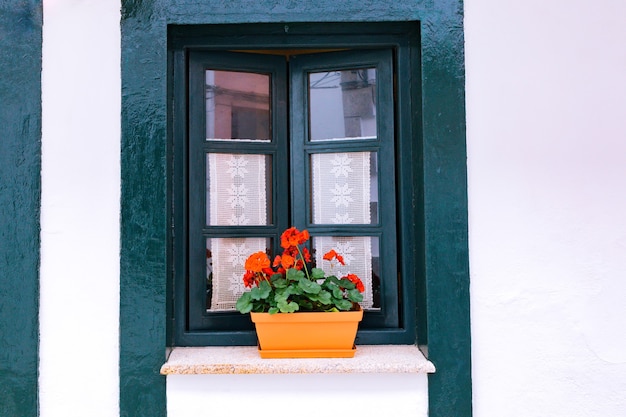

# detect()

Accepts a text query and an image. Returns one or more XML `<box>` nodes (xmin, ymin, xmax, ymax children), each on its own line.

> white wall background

<box><xmin>38</xmin><ymin>0</ymin><xmax>626</xmax><ymax>416</ymax></box>
<box><xmin>40</xmin><ymin>0</ymin><xmax>120</xmax><ymax>416</ymax></box>
<box><xmin>168</xmin><ymin>374</ymin><xmax>428</xmax><ymax>417</ymax></box>
<box><xmin>465</xmin><ymin>0</ymin><xmax>626</xmax><ymax>416</ymax></box>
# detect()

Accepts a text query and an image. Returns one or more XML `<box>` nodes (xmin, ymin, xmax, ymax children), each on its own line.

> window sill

<box><xmin>160</xmin><ymin>345</ymin><xmax>435</xmax><ymax>375</ymax></box>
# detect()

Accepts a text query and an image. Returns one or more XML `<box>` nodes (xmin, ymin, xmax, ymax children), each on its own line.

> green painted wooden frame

<box><xmin>0</xmin><ymin>1</ymin><xmax>42</xmax><ymax>416</ymax></box>
<box><xmin>121</xmin><ymin>1</ymin><xmax>470</xmax><ymax>416</ymax></box>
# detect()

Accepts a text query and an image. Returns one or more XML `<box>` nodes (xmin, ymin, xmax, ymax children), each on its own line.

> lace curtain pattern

<box><xmin>311</xmin><ymin>152</ymin><xmax>374</xmax><ymax>308</ymax></box>
<box><xmin>207</xmin><ymin>153</ymin><xmax>268</xmax><ymax>310</ymax></box>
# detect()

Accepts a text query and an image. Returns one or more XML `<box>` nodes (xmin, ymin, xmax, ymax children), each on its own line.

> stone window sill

<box><xmin>161</xmin><ymin>345</ymin><xmax>435</xmax><ymax>375</ymax></box>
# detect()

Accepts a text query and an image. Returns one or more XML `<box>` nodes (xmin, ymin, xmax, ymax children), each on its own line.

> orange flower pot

<box><xmin>250</xmin><ymin>308</ymin><xmax>364</xmax><ymax>358</ymax></box>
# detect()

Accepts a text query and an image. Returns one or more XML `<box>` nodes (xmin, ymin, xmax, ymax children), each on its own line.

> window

<box><xmin>171</xmin><ymin>24</ymin><xmax>419</xmax><ymax>346</ymax></box>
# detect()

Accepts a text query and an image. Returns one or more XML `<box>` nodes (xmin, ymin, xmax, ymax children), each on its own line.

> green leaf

<box><xmin>309</xmin><ymin>291</ymin><xmax>332</xmax><ymax>305</ymax></box>
<box><xmin>315</xmin><ymin>290</ymin><xmax>332</xmax><ymax>305</ymax></box>
<box><xmin>272</xmin><ymin>278</ymin><xmax>288</xmax><ymax>289</ymax></box>
<box><xmin>298</xmin><ymin>277</ymin><xmax>321</xmax><ymax>294</ymax></box>
<box><xmin>347</xmin><ymin>289</ymin><xmax>364</xmax><ymax>302</ymax></box>
<box><xmin>331</xmin><ymin>286</ymin><xmax>343</xmax><ymax>299</ymax></box>
<box><xmin>277</xmin><ymin>299</ymin><xmax>299</xmax><ymax>313</ymax></box>
<box><xmin>321</xmin><ymin>276</ymin><xmax>339</xmax><ymax>290</ymax></box>
<box><xmin>274</xmin><ymin>291</ymin><xmax>288</xmax><ymax>304</ymax></box>
<box><xmin>311</xmin><ymin>268</ymin><xmax>325</xmax><ymax>279</ymax></box>
<box><xmin>276</xmin><ymin>285</ymin><xmax>295</xmax><ymax>298</ymax></box>
<box><xmin>286</xmin><ymin>268</ymin><xmax>305</xmax><ymax>281</ymax></box>
<box><xmin>268</xmin><ymin>307</ymin><xmax>279</xmax><ymax>314</ymax></box>
<box><xmin>251</xmin><ymin>280</ymin><xmax>271</xmax><ymax>300</ymax></box>
<box><xmin>252</xmin><ymin>304</ymin><xmax>266</xmax><ymax>313</ymax></box>
<box><xmin>235</xmin><ymin>292</ymin><xmax>253</xmax><ymax>314</ymax></box>
<box><xmin>339</xmin><ymin>278</ymin><xmax>356</xmax><ymax>290</ymax></box>
<box><xmin>334</xmin><ymin>299</ymin><xmax>353</xmax><ymax>311</ymax></box>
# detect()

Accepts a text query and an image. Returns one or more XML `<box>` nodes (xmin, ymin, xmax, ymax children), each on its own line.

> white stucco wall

<box><xmin>167</xmin><ymin>374</ymin><xmax>428</xmax><ymax>417</ymax></box>
<box><xmin>465</xmin><ymin>0</ymin><xmax>626</xmax><ymax>416</ymax></box>
<box><xmin>40</xmin><ymin>0</ymin><xmax>120</xmax><ymax>416</ymax></box>
<box><xmin>38</xmin><ymin>0</ymin><xmax>626</xmax><ymax>416</ymax></box>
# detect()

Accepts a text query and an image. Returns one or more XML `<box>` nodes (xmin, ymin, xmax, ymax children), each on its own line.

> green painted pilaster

<box><xmin>120</xmin><ymin>2</ymin><xmax>168</xmax><ymax>417</ymax></box>
<box><xmin>421</xmin><ymin>1</ymin><xmax>473</xmax><ymax>415</ymax></box>
<box><xmin>0</xmin><ymin>1</ymin><xmax>42</xmax><ymax>416</ymax></box>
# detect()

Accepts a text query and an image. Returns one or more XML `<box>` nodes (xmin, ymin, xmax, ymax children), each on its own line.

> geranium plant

<box><xmin>235</xmin><ymin>227</ymin><xmax>365</xmax><ymax>314</ymax></box>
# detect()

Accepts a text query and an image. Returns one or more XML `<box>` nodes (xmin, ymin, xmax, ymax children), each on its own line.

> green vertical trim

<box><xmin>0</xmin><ymin>1</ymin><xmax>42</xmax><ymax>416</ymax></box>
<box><xmin>421</xmin><ymin>1</ymin><xmax>472</xmax><ymax>416</ymax></box>
<box><xmin>120</xmin><ymin>3</ymin><xmax>168</xmax><ymax>416</ymax></box>
<box><xmin>121</xmin><ymin>2</ymin><xmax>470</xmax><ymax>417</ymax></box>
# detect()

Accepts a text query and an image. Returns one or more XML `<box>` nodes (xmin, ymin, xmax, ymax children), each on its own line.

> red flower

<box><xmin>323</xmin><ymin>249</ymin><xmax>345</xmax><ymax>265</ymax></box>
<box><xmin>294</xmin><ymin>259</ymin><xmax>305</xmax><ymax>271</ymax></box>
<box><xmin>279</xmin><ymin>253</ymin><xmax>295</xmax><ymax>269</ymax></box>
<box><xmin>344</xmin><ymin>273</ymin><xmax>365</xmax><ymax>292</ymax></box>
<box><xmin>280</xmin><ymin>227</ymin><xmax>310</xmax><ymax>249</ymax></box>
<box><xmin>243</xmin><ymin>270</ymin><xmax>256</xmax><ymax>288</ymax></box>
<box><xmin>272</xmin><ymin>255</ymin><xmax>286</xmax><ymax>274</ymax></box>
<box><xmin>301</xmin><ymin>247</ymin><xmax>312</xmax><ymax>263</ymax></box>
<box><xmin>323</xmin><ymin>249</ymin><xmax>336</xmax><ymax>261</ymax></box>
<box><xmin>245</xmin><ymin>251</ymin><xmax>270</xmax><ymax>273</ymax></box>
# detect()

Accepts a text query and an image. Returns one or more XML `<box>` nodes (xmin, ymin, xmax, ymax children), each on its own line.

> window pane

<box><xmin>206</xmin><ymin>153</ymin><xmax>272</xmax><ymax>226</ymax></box>
<box><xmin>308</xmin><ymin>68</ymin><xmax>377</xmax><ymax>141</ymax></box>
<box><xmin>313</xmin><ymin>236</ymin><xmax>380</xmax><ymax>310</ymax></box>
<box><xmin>205</xmin><ymin>70</ymin><xmax>271</xmax><ymax>142</ymax></box>
<box><xmin>310</xmin><ymin>152</ymin><xmax>377</xmax><ymax>225</ymax></box>
<box><xmin>206</xmin><ymin>237</ymin><xmax>271</xmax><ymax>311</ymax></box>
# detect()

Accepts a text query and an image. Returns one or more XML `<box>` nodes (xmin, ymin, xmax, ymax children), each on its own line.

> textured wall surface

<box><xmin>466</xmin><ymin>0</ymin><xmax>626</xmax><ymax>415</ymax></box>
<box><xmin>0</xmin><ymin>1</ymin><xmax>42</xmax><ymax>416</ymax></box>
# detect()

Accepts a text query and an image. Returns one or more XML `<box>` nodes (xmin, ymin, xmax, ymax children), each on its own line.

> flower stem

<box><xmin>296</xmin><ymin>244</ymin><xmax>312</xmax><ymax>281</ymax></box>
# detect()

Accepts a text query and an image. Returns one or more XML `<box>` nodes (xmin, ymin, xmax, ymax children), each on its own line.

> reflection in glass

<box><xmin>205</xmin><ymin>70</ymin><xmax>271</xmax><ymax>141</ymax></box>
<box><xmin>206</xmin><ymin>237</ymin><xmax>271</xmax><ymax>311</ymax></box>
<box><xmin>309</xmin><ymin>68</ymin><xmax>377</xmax><ymax>141</ymax></box>
<box><xmin>206</xmin><ymin>153</ymin><xmax>272</xmax><ymax>226</ymax></box>
<box><xmin>310</xmin><ymin>152</ymin><xmax>377</xmax><ymax>225</ymax></box>
<box><xmin>313</xmin><ymin>236</ymin><xmax>380</xmax><ymax>310</ymax></box>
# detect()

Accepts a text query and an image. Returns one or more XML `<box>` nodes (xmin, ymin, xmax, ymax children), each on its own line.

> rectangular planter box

<box><xmin>250</xmin><ymin>309</ymin><xmax>364</xmax><ymax>358</ymax></box>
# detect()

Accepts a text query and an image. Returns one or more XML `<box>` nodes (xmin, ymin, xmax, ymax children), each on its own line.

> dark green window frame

<box><xmin>171</xmin><ymin>24</ymin><xmax>420</xmax><ymax>346</ymax></box>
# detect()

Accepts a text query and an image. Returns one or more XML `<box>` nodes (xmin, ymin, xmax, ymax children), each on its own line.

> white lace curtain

<box><xmin>207</xmin><ymin>153</ymin><xmax>268</xmax><ymax>310</ymax></box>
<box><xmin>311</xmin><ymin>152</ymin><xmax>374</xmax><ymax>308</ymax></box>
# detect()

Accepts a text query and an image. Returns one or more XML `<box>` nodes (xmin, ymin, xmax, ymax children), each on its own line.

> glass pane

<box><xmin>206</xmin><ymin>153</ymin><xmax>272</xmax><ymax>226</ymax></box>
<box><xmin>206</xmin><ymin>237</ymin><xmax>271</xmax><ymax>311</ymax></box>
<box><xmin>308</xmin><ymin>68</ymin><xmax>377</xmax><ymax>141</ymax></box>
<box><xmin>205</xmin><ymin>70</ymin><xmax>271</xmax><ymax>141</ymax></box>
<box><xmin>310</xmin><ymin>152</ymin><xmax>377</xmax><ymax>225</ymax></box>
<box><xmin>313</xmin><ymin>236</ymin><xmax>380</xmax><ymax>310</ymax></box>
